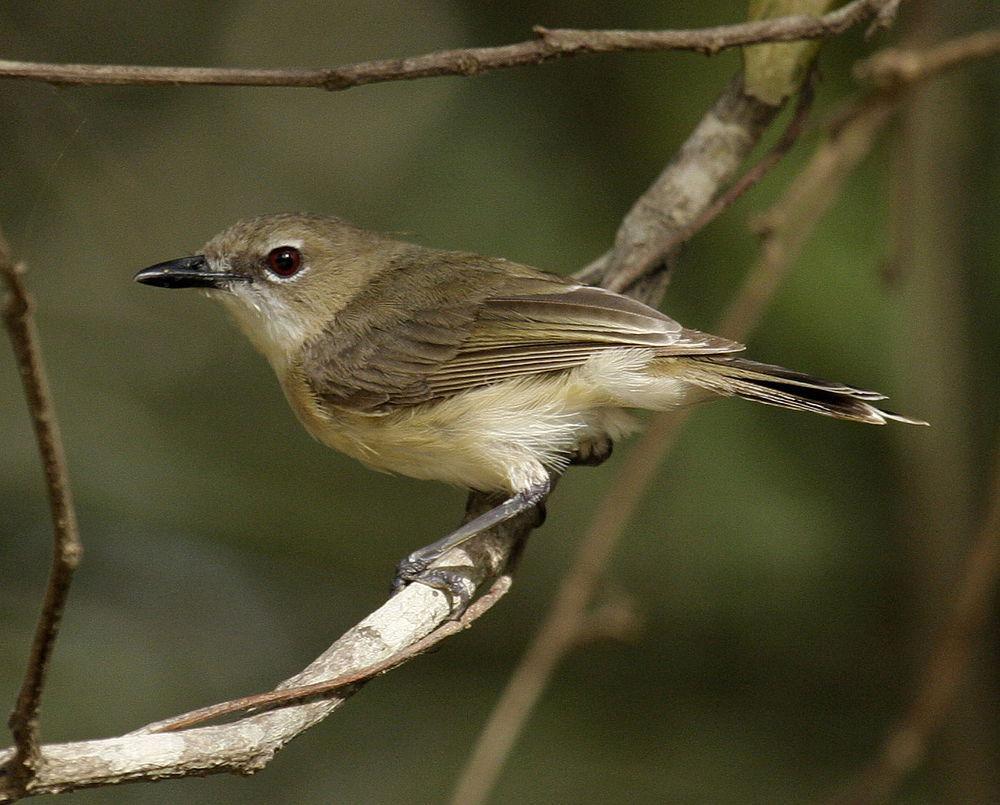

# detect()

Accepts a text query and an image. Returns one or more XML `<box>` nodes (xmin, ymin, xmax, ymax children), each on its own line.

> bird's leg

<box><xmin>392</xmin><ymin>476</ymin><xmax>551</xmax><ymax>609</ymax></box>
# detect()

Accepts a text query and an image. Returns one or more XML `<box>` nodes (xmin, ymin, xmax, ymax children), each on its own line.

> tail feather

<box><xmin>680</xmin><ymin>356</ymin><xmax>927</xmax><ymax>426</ymax></box>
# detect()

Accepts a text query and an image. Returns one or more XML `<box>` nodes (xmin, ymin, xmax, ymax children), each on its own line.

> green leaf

<box><xmin>743</xmin><ymin>0</ymin><xmax>836</xmax><ymax>105</ymax></box>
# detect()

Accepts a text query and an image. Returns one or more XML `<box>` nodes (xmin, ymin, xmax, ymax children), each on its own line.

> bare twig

<box><xmin>718</xmin><ymin>96</ymin><xmax>895</xmax><ymax>338</ymax></box>
<box><xmin>143</xmin><ymin>575</ymin><xmax>513</xmax><ymax>734</ymax></box>
<box><xmin>828</xmin><ymin>441</ymin><xmax>1000</xmax><ymax>805</ymax></box>
<box><xmin>0</xmin><ymin>230</ymin><xmax>83</xmax><ymax>797</ymax></box>
<box><xmin>0</xmin><ymin>0</ymin><xmax>891</xmax><ymax>91</ymax></box>
<box><xmin>854</xmin><ymin>27</ymin><xmax>1000</xmax><ymax>86</ymax></box>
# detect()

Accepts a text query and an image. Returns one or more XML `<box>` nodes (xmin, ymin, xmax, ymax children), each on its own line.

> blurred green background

<box><xmin>1</xmin><ymin>2</ymin><xmax>997</xmax><ymax>803</ymax></box>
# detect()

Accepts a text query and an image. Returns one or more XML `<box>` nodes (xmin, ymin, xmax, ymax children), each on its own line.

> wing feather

<box><xmin>300</xmin><ymin>258</ymin><xmax>742</xmax><ymax>413</ymax></box>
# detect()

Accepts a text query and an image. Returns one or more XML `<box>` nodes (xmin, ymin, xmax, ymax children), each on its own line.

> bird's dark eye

<box><xmin>265</xmin><ymin>246</ymin><xmax>302</xmax><ymax>278</ymax></box>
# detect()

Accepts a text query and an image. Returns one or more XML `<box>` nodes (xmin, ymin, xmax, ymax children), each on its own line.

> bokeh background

<box><xmin>1</xmin><ymin>2</ymin><xmax>997</xmax><ymax>803</ymax></box>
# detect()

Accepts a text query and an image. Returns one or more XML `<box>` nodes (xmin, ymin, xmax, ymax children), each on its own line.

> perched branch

<box><xmin>0</xmin><ymin>494</ymin><xmax>529</xmax><ymax>800</ymax></box>
<box><xmin>142</xmin><ymin>575</ymin><xmax>514</xmax><ymax>734</ymax></box>
<box><xmin>0</xmin><ymin>0</ymin><xmax>892</xmax><ymax>91</ymax></box>
<box><xmin>0</xmin><ymin>231</ymin><xmax>83</xmax><ymax>798</ymax></box>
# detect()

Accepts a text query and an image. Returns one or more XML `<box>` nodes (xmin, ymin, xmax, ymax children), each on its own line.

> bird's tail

<box><xmin>677</xmin><ymin>355</ymin><xmax>927</xmax><ymax>426</ymax></box>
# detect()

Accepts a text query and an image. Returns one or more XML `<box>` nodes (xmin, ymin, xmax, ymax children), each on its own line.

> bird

<box><xmin>135</xmin><ymin>213</ymin><xmax>925</xmax><ymax>605</ymax></box>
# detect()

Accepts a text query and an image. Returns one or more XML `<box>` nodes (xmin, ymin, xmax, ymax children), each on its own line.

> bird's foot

<box><xmin>389</xmin><ymin>477</ymin><xmax>551</xmax><ymax>615</ymax></box>
<box><xmin>391</xmin><ymin>556</ymin><xmax>477</xmax><ymax>615</ymax></box>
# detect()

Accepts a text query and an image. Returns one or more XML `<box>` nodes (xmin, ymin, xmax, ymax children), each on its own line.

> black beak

<box><xmin>133</xmin><ymin>255</ymin><xmax>248</xmax><ymax>289</ymax></box>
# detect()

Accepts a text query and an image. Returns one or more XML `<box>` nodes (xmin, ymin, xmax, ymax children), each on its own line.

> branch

<box><xmin>0</xmin><ymin>493</ymin><xmax>529</xmax><ymax>800</ymax></box>
<box><xmin>0</xmin><ymin>0</ymin><xmax>891</xmax><ymax>91</ymax></box>
<box><xmin>0</xmin><ymin>231</ymin><xmax>83</xmax><ymax>798</ymax></box>
<box><xmin>854</xmin><ymin>27</ymin><xmax>1000</xmax><ymax>86</ymax></box>
<box><xmin>141</xmin><ymin>575</ymin><xmax>514</xmax><ymax>734</ymax></box>
<box><xmin>603</xmin><ymin>72</ymin><xmax>817</xmax><ymax>294</ymax></box>
<box><xmin>828</xmin><ymin>440</ymin><xmax>1000</xmax><ymax>805</ymax></box>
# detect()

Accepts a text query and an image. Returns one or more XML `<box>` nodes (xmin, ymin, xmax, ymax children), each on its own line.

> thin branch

<box><xmin>0</xmin><ymin>230</ymin><xmax>83</xmax><ymax>798</ymax></box>
<box><xmin>828</xmin><ymin>440</ymin><xmax>1000</xmax><ymax>805</ymax></box>
<box><xmin>0</xmin><ymin>0</ymin><xmax>891</xmax><ymax>91</ymax></box>
<box><xmin>142</xmin><ymin>575</ymin><xmax>513</xmax><ymax>734</ymax></box>
<box><xmin>854</xmin><ymin>27</ymin><xmax>1000</xmax><ymax>86</ymax></box>
<box><xmin>717</xmin><ymin>98</ymin><xmax>896</xmax><ymax>338</ymax></box>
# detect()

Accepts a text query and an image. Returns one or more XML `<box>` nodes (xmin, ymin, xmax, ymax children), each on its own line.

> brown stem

<box><xmin>0</xmin><ymin>230</ymin><xmax>83</xmax><ymax>797</ymax></box>
<box><xmin>855</xmin><ymin>28</ymin><xmax>1000</xmax><ymax>86</ymax></box>
<box><xmin>828</xmin><ymin>442</ymin><xmax>1000</xmax><ymax>805</ymax></box>
<box><xmin>0</xmin><ymin>0</ymin><xmax>892</xmax><ymax>91</ymax></box>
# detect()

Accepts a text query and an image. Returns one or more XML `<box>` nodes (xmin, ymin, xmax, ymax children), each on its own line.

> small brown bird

<box><xmin>136</xmin><ymin>213</ymin><xmax>924</xmax><ymax>603</ymax></box>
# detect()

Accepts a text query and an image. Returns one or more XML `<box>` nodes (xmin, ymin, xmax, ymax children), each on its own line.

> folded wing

<box><xmin>301</xmin><ymin>267</ymin><xmax>742</xmax><ymax>413</ymax></box>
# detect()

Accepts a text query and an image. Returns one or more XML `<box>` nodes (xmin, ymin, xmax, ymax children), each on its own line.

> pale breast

<box><xmin>276</xmin><ymin>354</ymin><xmax>692</xmax><ymax>493</ymax></box>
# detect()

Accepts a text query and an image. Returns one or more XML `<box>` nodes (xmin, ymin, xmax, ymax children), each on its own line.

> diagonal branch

<box><xmin>0</xmin><ymin>230</ymin><xmax>83</xmax><ymax>798</ymax></box>
<box><xmin>140</xmin><ymin>575</ymin><xmax>515</xmax><ymax>734</ymax></box>
<box><xmin>603</xmin><ymin>71</ymin><xmax>818</xmax><ymax>294</ymax></box>
<box><xmin>0</xmin><ymin>0</ymin><xmax>891</xmax><ymax>91</ymax></box>
<box><xmin>451</xmin><ymin>25</ymin><xmax>1000</xmax><ymax>805</ymax></box>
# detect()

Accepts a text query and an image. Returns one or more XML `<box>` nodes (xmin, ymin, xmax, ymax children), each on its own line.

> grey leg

<box><xmin>392</xmin><ymin>477</ymin><xmax>551</xmax><ymax>607</ymax></box>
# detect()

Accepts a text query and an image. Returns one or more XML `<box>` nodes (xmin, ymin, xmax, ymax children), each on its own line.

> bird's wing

<box><xmin>300</xmin><ymin>270</ymin><xmax>742</xmax><ymax>414</ymax></box>
<box><xmin>423</xmin><ymin>286</ymin><xmax>741</xmax><ymax>399</ymax></box>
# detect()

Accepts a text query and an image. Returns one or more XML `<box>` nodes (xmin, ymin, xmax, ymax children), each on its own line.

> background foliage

<box><xmin>1</xmin><ymin>2</ymin><xmax>996</xmax><ymax>802</ymax></box>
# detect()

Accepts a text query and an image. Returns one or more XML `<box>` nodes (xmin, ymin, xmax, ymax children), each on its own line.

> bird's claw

<box><xmin>391</xmin><ymin>559</ymin><xmax>477</xmax><ymax>616</ymax></box>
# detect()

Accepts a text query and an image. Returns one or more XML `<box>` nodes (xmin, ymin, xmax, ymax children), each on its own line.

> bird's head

<box><xmin>135</xmin><ymin>213</ymin><xmax>395</xmax><ymax>369</ymax></box>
